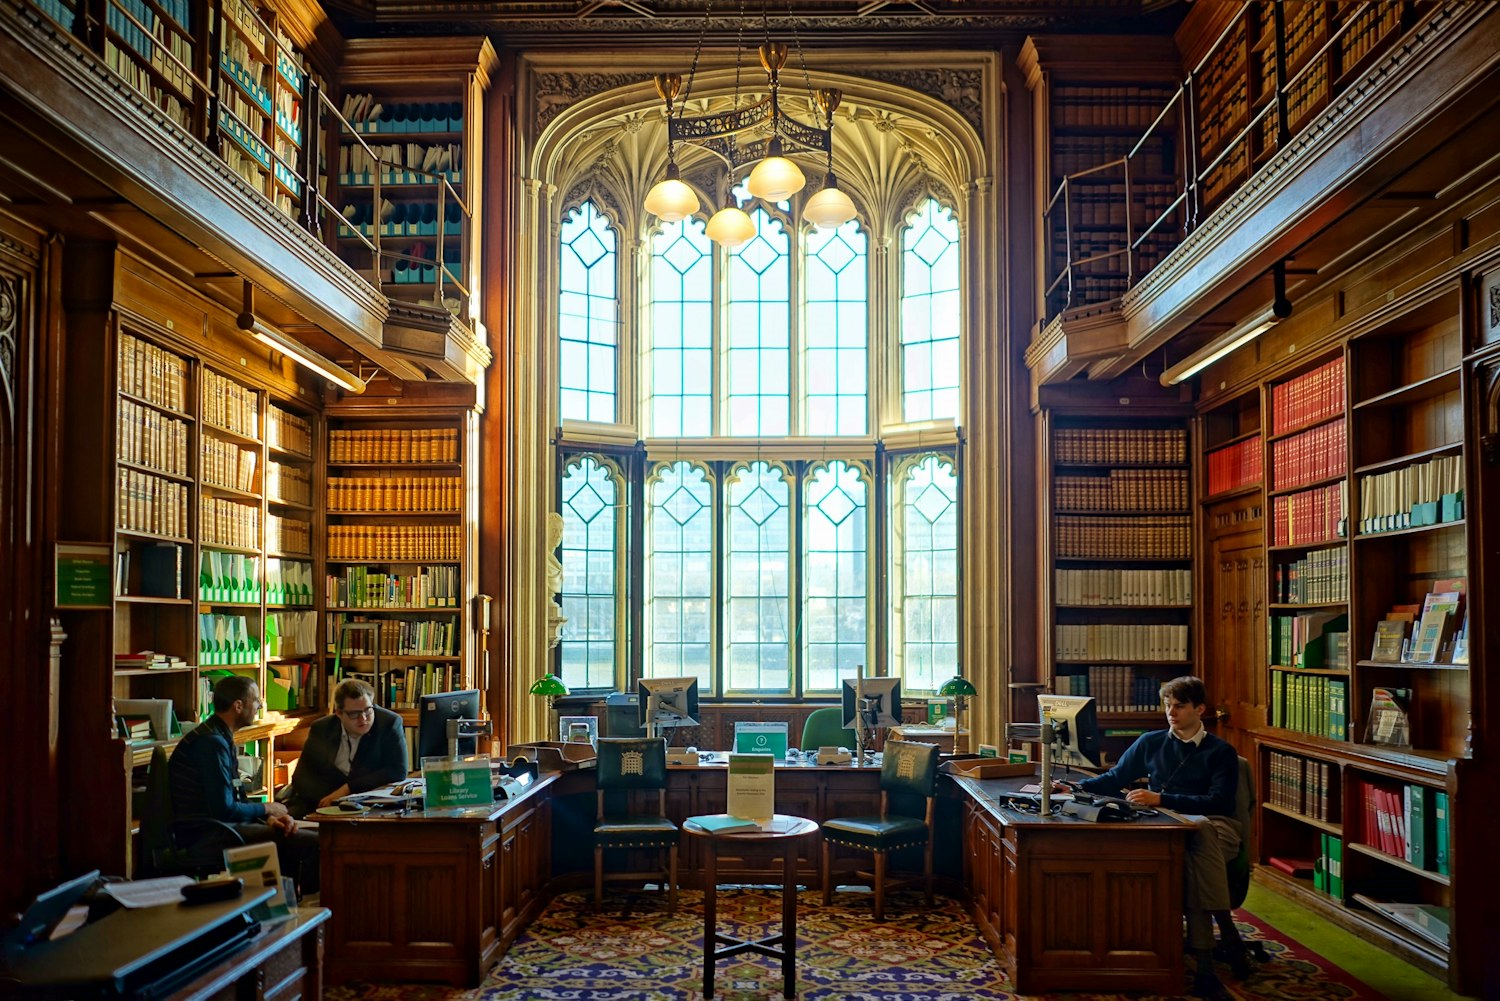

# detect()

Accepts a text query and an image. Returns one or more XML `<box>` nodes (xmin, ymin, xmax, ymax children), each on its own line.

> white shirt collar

<box><xmin>1170</xmin><ymin>725</ymin><xmax>1207</xmax><ymax>746</ymax></box>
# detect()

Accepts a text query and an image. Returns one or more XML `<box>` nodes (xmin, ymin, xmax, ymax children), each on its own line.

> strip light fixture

<box><xmin>238</xmin><ymin>312</ymin><xmax>367</xmax><ymax>394</ymax></box>
<box><xmin>1160</xmin><ymin>264</ymin><xmax>1292</xmax><ymax>386</ymax></box>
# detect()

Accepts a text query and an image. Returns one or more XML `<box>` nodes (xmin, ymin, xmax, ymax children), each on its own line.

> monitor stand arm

<box><xmin>1038</xmin><ymin>718</ymin><xmax>1065</xmax><ymax>815</ymax></box>
<box><xmin>446</xmin><ymin>718</ymin><xmax>492</xmax><ymax>759</ymax></box>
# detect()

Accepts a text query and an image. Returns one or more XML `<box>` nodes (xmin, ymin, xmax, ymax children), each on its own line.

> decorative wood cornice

<box><xmin>383</xmin><ymin>302</ymin><xmax>494</xmax><ymax>385</ymax></box>
<box><xmin>1023</xmin><ymin>301</ymin><xmax>1126</xmax><ymax>396</ymax></box>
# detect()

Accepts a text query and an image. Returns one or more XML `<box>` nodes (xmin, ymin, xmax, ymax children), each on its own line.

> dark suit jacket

<box><xmin>286</xmin><ymin>705</ymin><xmax>408</xmax><ymax>816</ymax></box>
<box><xmin>170</xmin><ymin>714</ymin><xmax>267</xmax><ymax>825</ymax></box>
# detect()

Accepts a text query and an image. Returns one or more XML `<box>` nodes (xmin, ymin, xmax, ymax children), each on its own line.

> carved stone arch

<box><xmin>895</xmin><ymin>183</ymin><xmax>963</xmax><ymax>234</ymax></box>
<box><xmin>560</xmin><ymin>180</ymin><xmax>628</xmax><ymax>236</ymax></box>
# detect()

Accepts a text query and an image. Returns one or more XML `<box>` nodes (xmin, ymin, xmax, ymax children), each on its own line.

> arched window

<box><xmin>557</xmin><ymin>193</ymin><xmax>963</xmax><ymax>698</ymax></box>
<box><xmin>558</xmin><ymin>202</ymin><xmax>618</xmax><ymax>423</ymax></box>
<box><xmin>558</xmin><ymin>455</ymin><xmax>623</xmax><ymax>688</ymax></box>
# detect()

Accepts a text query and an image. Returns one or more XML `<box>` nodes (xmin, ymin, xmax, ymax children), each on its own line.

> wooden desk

<box><xmin>168</xmin><ymin>908</ymin><xmax>329</xmax><ymax>1001</ymax></box>
<box><xmin>951</xmin><ymin>773</ymin><xmax>1191</xmax><ymax>994</ymax></box>
<box><xmin>317</xmin><ymin>775</ymin><xmax>555</xmax><ymax>987</ymax></box>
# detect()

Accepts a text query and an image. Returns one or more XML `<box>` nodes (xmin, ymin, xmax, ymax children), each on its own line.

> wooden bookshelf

<box><xmin>322</xmin><ymin>408</ymin><xmax>477</xmax><ymax>712</ymax></box>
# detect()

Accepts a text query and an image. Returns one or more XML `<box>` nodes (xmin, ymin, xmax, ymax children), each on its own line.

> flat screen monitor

<box><xmin>1037</xmin><ymin>693</ymin><xmax>1103</xmax><ymax>770</ymax></box>
<box><xmin>733</xmin><ymin>721</ymin><xmax>789</xmax><ymax>760</ymax></box>
<box><xmin>4</xmin><ymin>869</ymin><xmax>98</xmax><ymax>949</ymax></box>
<box><xmin>637</xmin><ymin>675</ymin><xmax>700</xmax><ymax>732</ymax></box>
<box><xmin>417</xmin><ymin>689</ymin><xmax>482</xmax><ymax>760</ymax></box>
<box><xmin>840</xmin><ymin>676</ymin><xmax>902</xmax><ymax>730</ymax></box>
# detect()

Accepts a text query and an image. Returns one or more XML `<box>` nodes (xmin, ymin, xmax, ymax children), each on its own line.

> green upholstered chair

<box><xmin>594</xmin><ymin>737</ymin><xmax>679</xmax><ymax>914</ymax></box>
<box><xmin>821</xmin><ymin>739</ymin><xmax>940</xmax><ymax>921</ymax></box>
<box><xmin>800</xmin><ymin>706</ymin><xmax>856</xmax><ymax>752</ymax></box>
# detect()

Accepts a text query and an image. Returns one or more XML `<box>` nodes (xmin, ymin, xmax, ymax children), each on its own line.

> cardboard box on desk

<box><xmin>942</xmin><ymin>759</ymin><xmax>1036</xmax><ymax>779</ymax></box>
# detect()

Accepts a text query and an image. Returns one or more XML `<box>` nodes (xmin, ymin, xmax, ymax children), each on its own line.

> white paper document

<box><xmin>101</xmin><ymin>876</ymin><xmax>193</xmax><ymax>908</ymax></box>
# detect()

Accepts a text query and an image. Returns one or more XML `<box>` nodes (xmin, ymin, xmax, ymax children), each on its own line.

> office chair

<box><xmin>800</xmin><ymin>706</ymin><xmax>856</xmax><ymax>752</ymax></box>
<box><xmin>593</xmin><ymin>737</ymin><xmax>679</xmax><ymax>914</ymax></box>
<box><xmin>139</xmin><ymin>746</ymin><xmax>245</xmax><ymax>879</ymax></box>
<box><xmin>821</xmin><ymin>739</ymin><xmax>939</xmax><ymax>921</ymax></box>
<box><xmin>1213</xmin><ymin>755</ymin><xmax>1268</xmax><ymax>976</ymax></box>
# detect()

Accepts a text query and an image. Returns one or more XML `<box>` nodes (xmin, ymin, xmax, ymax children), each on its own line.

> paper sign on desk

<box><xmin>422</xmin><ymin>755</ymin><xmax>491</xmax><ymax>809</ymax></box>
<box><xmin>727</xmin><ymin>753</ymin><xmax>775</xmax><ymax>823</ymax></box>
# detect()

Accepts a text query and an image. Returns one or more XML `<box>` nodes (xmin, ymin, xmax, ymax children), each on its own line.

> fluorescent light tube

<box><xmin>1160</xmin><ymin>307</ymin><xmax>1280</xmax><ymax>386</ymax></box>
<box><xmin>240</xmin><ymin>315</ymin><xmax>366</xmax><ymax>394</ymax></box>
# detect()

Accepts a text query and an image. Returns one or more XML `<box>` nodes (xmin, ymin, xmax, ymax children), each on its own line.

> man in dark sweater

<box><xmin>1070</xmin><ymin>676</ymin><xmax>1239</xmax><ymax>998</ymax></box>
<box><xmin>170</xmin><ymin>675</ymin><xmax>319</xmax><ymax>893</ymax></box>
<box><xmin>281</xmin><ymin>678</ymin><xmax>408</xmax><ymax>818</ymax></box>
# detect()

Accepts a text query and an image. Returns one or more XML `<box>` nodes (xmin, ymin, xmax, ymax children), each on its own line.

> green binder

<box><xmin>1433</xmin><ymin>791</ymin><xmax>1450</xmax><ymax>876</ymax></box>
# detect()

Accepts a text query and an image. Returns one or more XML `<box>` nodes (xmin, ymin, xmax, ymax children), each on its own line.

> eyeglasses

<box><xmin>341</xmin><ymin>706</ymin><xmax>375</xmax><ymax>720</ymax></box>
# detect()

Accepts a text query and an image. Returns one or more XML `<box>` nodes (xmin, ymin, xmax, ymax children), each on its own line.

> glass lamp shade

<box><xmin>803</xmin><ymin>183</ymin><xmax>857</xmax><ymax>230</ymax></box>
<box><xmin>938</xmin><ymin>676</ymin><xmax>977</xmax><ymax>698</ymax></box>
<box><xmin>746</xmin><ymin>155</ymin><xmax>806</xmax><ymax>201</ymax></box>
<box><xmin>643</xmin><ymin>176</ymin><xmax>700</xmax><ymax>223</ymax></box>
<box><xmin>529</xmin><ymin>673</ymin><xmax>570</xmax><ymax>697</ymax></box>
<box><xmin>705</xmin><ymin>204</ymin><xmax>757</xmax><ymax>248</ymax></box>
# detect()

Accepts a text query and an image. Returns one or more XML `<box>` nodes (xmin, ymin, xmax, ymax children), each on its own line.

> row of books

<box><xmin>1271</xmin><ymin>355</ymin><xmax>1345</xmax><ymax>436</ymax></box>
<box><xmin>1266</xmin><ymin>750</ymin><xmax>1335</xmax><ymax>822</ymax></box>
<box><xmin>265</xmin><ymin>611</ymin><xmax>317</xmax><ymax>659</ymax></box>
<box><xmin>202</xmin><ymin>369</ymin><xmax>261</xmax><ymax>440</ymax></box>
<box><xmin>200</xmin><ymin>612</ymin><xmax>259</xmax><ymax>665</ymax></box>
<box><xmin>339</xmin><ymin>143</ymin><xmax>462</xmax><ymax>183</ymax></box>
<box><xmin>114</xmin><ymin>650</ymin><xmax>188</xmax><ymax>672</ymax></box>
<box><xmin>118</xmin><ymin>394</ymin><xmax>190</xmax><ymax>480</ymax></box>
<box><xmin>1268</xmin><ymin>670</ymin><xmax>1347</xmax><ymax>740</ymax></box>
<box><xmin>1272</xmin><ymin>417</ymin><xmax>1346</xmax><ymax>492</ymax></box>
<box><xmin>1053</xmin><ymin>85</ymin><xmax>1175</xmax><ymax>128</ymax></box>
<box><xmin>1358</xmin><ymin>780</ymin><xmax>1449</xmax><ymax>873</ymax></box>
<box><xmin>201</xmin><ymin>495</ymin><xmax>260</xmax><ymax>550</ymax></box>
<box><xmin>1053</xmin><ymin>667</ymin><xmax>1163</xmax><ymax>713</ymax></box>
<box><xmin>266</xmin><ymin>557</ymin><xmax>314</xmax><ymax>606</ymax></box>
<box><xmin>1054</xmin><ymin>568</ymin><xmax>1191</xmax><ymax>606</ymax></box>
<box><xmin>201</xmin><ymin>435</ymin><xmax>258</xmax><ymax>493</ymax></box>
<box><xmin>266</xmin><ymin>405</ymin><xmax>313</xmax><ymax>459</ymax></box>
<box><xmin>339</xmin><ymin>198</ymin><xmax>465</xmax><ymax>233</ymax></box>
<box><xmin>1205</xmin><ymin>436</ymin><xmax>1262</xmax><ymax>496</ymax></box>
<box><xmin>1339</xmin><ymin>2</ymin><xmax>1402</xmax><ymax>72</ymax></box>
<box><xmin>1370</xmin><ymin>583</ymin><xmax>1467</xmax><ymax>666</ymax></box>
<box><xmin>267</xmin><ymin>660</ymin><xmax>320</xmax><ymax>712</ymax></box>
<box><xmin>1056</xmin><ymin>183</ymin><xmax>1179</xmax><ymax>230</ymax></box>
<box><xmin>1052</xmin><ymin>427</ymin><xmax>1188</xmax><ymax>466</ymax></box>
<box><xmin>1270</xmin><ymin>481</ymin><xmax>1345</xmax><ymax>547</ymax></box>
<box><xmin>219</xmin><ymin>0</ymin><xmax>268</xmax><ymax>51</ymax></box>
<box><xmin>1052</xmin><ymin>468</ymin><xmax>1188</xmax><ymax>512</ymax></box>
<box><xmin>117</xmin><ymin>468</ymin><xmax>189</xmax><ymax>539</ymax></box>
<box><xmin>326</xmin><ymin>524</ymin><xmax>462</xmax><ymax>562</ymax></box>
<box><xmin>1272</xmin><ymin>545</ymin><xmax>1348</xmax><ymax>604</ymax></box>
<box><xmin>339</xmin><ymin>95</ymin><xmax>465</xmax><ymax>134</ymax></box>
<box><xmin>330</xmin><ymin>616</ymin><xmax>459</xmax><ymax>657</ymax></box>
<box><xmin>326</xmin><ymin>565</ymin><xmax>462</xmax><ymax>609</ymax></box>
<box><xmin>326</xmin><ymin>476</ymin><xmax>463</xmax><ymax>513</ymax></box>
<box><xmin>199</xmin><ymin>550</ymin><xmax>260</xmax><ymax>602</ymax></box>
<box><xmin>1270</xmin><ymin>611</ymin><xmax>1347</xmax><ymax>669</ymax></box>
<box><xmin>1356</xmin><ymin>454</ymin><xmax>1464</xmax><ymax>534</ymax></box>
<box><xmin>116</xmin><ymin>541</ymin><xmax>184</xmax><ymax>599</ymax></box>
<box><xmin>1054</xmin><ymin>515</ymin><xmax>1191</xmax><ymax>559</ymax></box>
<box><xmin>1054</xmin><ymin>624</ymin><xmax>1188</xmax><ymax>662</ymax></box>
<box><xmin>353</xmin><ymin>663</ymin><xmax>463</xmax><ymax>709</ymax></box>
<box><xmin>118</xmin><ymin>332</ymin><xmax>189</xmax><ymax>413</ymax></box>
<box><xmin>328</xmin><ymin>428</ymin><xmax>460</xmax><ymax>465</ymax></box>
<box><xmin>1314</xmin><ymin>833</ymin><xmax>1343</xmax><ymax>897</ymax></box>
<box><xmin>266</xmin><ymin>514</ymin><xmax>311</xmax><ymax>557</ymax></box>
<box><xmin>267</xmin><ymin>461</ymin><xmax>312</xmax><ymax>506</ymax></box>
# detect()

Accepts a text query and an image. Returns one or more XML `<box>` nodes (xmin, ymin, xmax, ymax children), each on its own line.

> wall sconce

<box><xmin>1160</xmin><ymin>263</ymin><xmax>1292</xmax><ymax>386</ymax></box>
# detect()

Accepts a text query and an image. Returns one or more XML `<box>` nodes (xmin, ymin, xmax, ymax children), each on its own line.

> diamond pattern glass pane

<box><xmin>725</xmin><ymin>461</ymin><xmax>792</xmax><ymax>693</ymax></box>
<box><xmin>558</xmin><ymin>203</ymin><xmax>618</xmax><ymax>423</ymax></box>
<box><xmin>645</xmin><ymin>462</ymin><xmax>714</xmax><ymax>689</ymax></box>
<box><xmin>894</xmin><ymin>454</ymin><xmax>958</xmax><ymax>693</ymax></box>
<box><xmin>727</xmin><ymin>210</ymin><xmax>790</xmax><ymax>436</ymax></box>
<box><xmin>804</xmin><ymin>222</ymin><xmax>868</xmax><ymax>435</ymax></box>
<box><xmin>803</xmin><ymin>461</ymin><xmax>869</xmax><ymax>693</ymax></box>
<box><xmin>900</xmin><ymin>200</ymin><xmax>961</xmax><ymax>423</ymax></box>
<box><xmin>559</xmin><ymin>456</ymin><xmax>620</xmax><ymax>689</ymax></box>
<box><xmin>650</xmin><ymin>218</ymin><xmax>714</xmax><ymax>436</ymax></box>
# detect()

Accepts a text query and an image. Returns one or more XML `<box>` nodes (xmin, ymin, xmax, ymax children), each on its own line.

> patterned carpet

<box><xmin>327</xmin><ymin>888</ymin><xmax>1387</xmax><ymax>1000</ymax></box>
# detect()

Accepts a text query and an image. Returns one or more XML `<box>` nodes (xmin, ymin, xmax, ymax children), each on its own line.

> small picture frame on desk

<box><xmin>558</xmin><ymin>715</ymin><xmax>598</xmax><ymax>746</ymax></box>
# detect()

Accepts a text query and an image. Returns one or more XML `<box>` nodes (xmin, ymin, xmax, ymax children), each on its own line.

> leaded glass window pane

<box><xmin>803</xmin><ymin>460</ymin><xmax>868</xmax><ymax>693</ymax></box>
<box><xmin>896</xmin><ymin>454</ymin><xmax>958</xmax><ymax>692</ymax></box>
<box><xmin>727</xmin><ymin>209</ymin><xmax>790</xmax><ymax>436</ymax></box>
<box><xmin>558</xmin><ymin>456</ymin><xmax>620</xmax><ymax>689</ymax></box>
<box><xmin>644</xmin><ymin>461</ymin><xmax>714</xmax><ymax>689</ymax></box>
<box><xmin>650</xmin><ymin>218</ymin><xmax>714</xmax><ymax>436</ymax></box>
<box><xmin>724</xmin><ymin>461</ymin><xmax>792</xmax><ymax>693</ymax></box>
<box><xmin>900</xmin><ymin>200</ymin><xmax>961</xmax><ymax>423</ymax></box>
<box><xmin>558</xmin><ymin>203</ymin><xmax>618</xmax><ymax>423</ymax></box>
<box><xmin>804</xmin><ymin>222</ymin><xmax>868</xmax><ymax>436</ymax></box>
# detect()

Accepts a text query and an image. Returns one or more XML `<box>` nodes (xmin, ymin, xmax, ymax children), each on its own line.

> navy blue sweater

<box><xmin>1076</xmin><ymin>729</ymin><xmax>1237</xmax><ymax>816</ymax></box>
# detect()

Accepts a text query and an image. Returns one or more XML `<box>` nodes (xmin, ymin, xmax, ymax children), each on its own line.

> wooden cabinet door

<box><xmin>1204</xmin><ymin>495</ymin><xmax>1265</xmax><ymax>755</ymax></box>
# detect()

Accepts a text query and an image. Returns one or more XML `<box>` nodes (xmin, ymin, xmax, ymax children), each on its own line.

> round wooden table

<box><xmin>683</xmin><ymin>814</ymin><xmax>819</xmax><ymax>999</ymax></box>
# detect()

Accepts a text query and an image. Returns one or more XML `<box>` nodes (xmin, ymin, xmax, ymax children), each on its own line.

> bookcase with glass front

<box><xmin>322</xmin><ymin>406</ymin><xmax>476</xmax><ymax>721</ymax></box>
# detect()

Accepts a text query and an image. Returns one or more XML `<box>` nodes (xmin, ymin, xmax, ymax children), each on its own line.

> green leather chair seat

<box><xmin>595</xmin><ymin>815</ymin><xmax>680</xmax><ymax>847</ymax></box>
<box><xmin>822</xmin><ymin>815</ymin><xmax>929</xmax><ymax>852</ymax></box>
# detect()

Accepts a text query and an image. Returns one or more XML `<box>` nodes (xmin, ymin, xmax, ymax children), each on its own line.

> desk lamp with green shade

<box><xmin>529</xmin><ymin>673</ymin><xmax>570</xmax><ymax>740</ymax></box>
<box><xmin>938</xmin><ymin>675</ymin><xmax>978</xmax><ymax>754</ymax></box>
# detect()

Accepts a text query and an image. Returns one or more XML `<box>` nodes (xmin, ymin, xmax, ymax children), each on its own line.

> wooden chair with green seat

<box><xmin>1213</xmin><ymin>755</ymin><xmax>1268</xmax><ymax>976</ymax></box>
<box><xmin>800</xmin><ymin>706</ymin><xmax>856</xmax><ymax>754</ymax></box>
<box><xmin>821</xmin><ymin>739</ymin><xmax>940</xmax><ymax>921</ymax></box>
<box><xmin>594</xmin><ymin>737</ymin><xmax>679</xmax><ymax>914</ymax></box>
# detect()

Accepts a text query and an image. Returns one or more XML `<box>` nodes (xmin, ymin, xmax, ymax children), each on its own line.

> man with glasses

<box><xmin>171</xmin><ymin>675</ymin><xmax>320</xmax><ymax>893</ymax></box>
<box><xmin>282</xmin><ymin>679</ymin><xmax>408</xmax><ymax>818</ymax></box>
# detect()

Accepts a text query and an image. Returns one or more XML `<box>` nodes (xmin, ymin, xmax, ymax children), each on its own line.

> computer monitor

<box><xmin>840</xmin><ymin>676</ymin><xmax>902</xmax><ymax>730</ymax></box>
<box><xmin>3</xmin><ymin>869</ymin><xmax>98</xmax><ymax>949</ymax></box>
<box><xmin>1037</xmin><ymin>693</ymin><xmax>1103</xmax><ymax>770</ymax></box>
<box><xmin>417</xmin><ymin>688</ymin><xmax>482</xmax><ymax>760</ymax></box>
<box><xmin>636</xmin><ymin>676</ymin><xmax>700</xmax><ymax>736</ymax></box>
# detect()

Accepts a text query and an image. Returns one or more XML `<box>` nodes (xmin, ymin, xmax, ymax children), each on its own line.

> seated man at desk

<box><xmin>281</xmin><ymin>679</ymin><xmax>408</xmax><ymax>818</ymax></box>
<box><xmin>1064</xmin><ymin>676</ymin><xmax>1238</xmax><ymax>998</ymax></box>
<box><xmin>170</xmin><ymin>675</ymin><xmax>320</xmax><ymax>894</ymax></box>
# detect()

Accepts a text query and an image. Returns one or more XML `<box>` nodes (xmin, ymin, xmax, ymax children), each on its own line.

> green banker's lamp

<box><xmin>938</xmin><ymin>675</ymin><xmax>978</xmax><ymax>754</ymax></box>
<box><xmin>530</xmin><ymin>673</ymin><xmax>570</xmax><ymax>741</ymax></box>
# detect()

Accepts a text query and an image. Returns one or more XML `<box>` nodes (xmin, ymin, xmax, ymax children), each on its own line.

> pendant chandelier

<box><xmin>642</xmin><ymin>2</ymin><xmax>858</xmax><ymax>242</ymax></box>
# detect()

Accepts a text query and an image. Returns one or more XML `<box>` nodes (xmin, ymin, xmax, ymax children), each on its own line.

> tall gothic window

<box><xmin>556</xmin><ymin>196</ymin><xmax>963</xmax><ymax>698</ymax></box>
